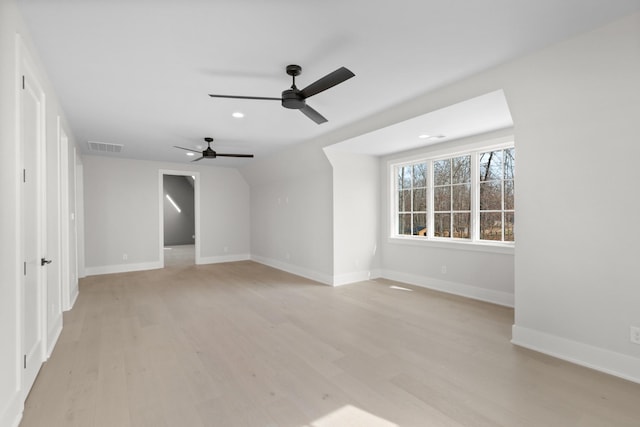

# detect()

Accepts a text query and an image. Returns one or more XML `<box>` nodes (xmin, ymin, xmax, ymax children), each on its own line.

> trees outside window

<box><xmin>392</xmin><ymin>143</ymin><xmax>514</xmax><ymax>244</ymax></box>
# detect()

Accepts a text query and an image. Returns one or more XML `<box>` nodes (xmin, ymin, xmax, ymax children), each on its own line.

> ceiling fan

<box><xmin>209</xmin><ymin>64</ymin><xmax>355</xmax><ymax>124</ymax></box>
<box><xmin>174</xmin><ymin>137</ymin><xmax>254</xmax><ymax>161</ymax></box>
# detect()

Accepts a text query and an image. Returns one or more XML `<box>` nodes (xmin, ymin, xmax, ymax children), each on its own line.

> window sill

<box><xmin>387</xmin><ymin>236</ymin><xmax>515</xmax><ymax>255</ymax></box>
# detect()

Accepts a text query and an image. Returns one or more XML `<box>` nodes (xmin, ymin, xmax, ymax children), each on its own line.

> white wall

<box><xmin>0</xmin><ymin>0</ymin><xmax>82</xmax><ymax>425</ymax></box>
<box><xmin>324</xmin><ymin>149</ymin><xmax>381</xmax><ymax>285</ymax></box>
<box><xmin>241</xmin><ymin>140</ymin><xmax>334</xmax><ymax>283</ymax></box>
<box><xmin>82</xmin><ymin>155</ymin><xmax>250</xmax><ymax>274</ymax></box>
<box><xmin>507</xmin><ymin>13</ymin><xmax>640</xmax><ymax>382</ymax></box>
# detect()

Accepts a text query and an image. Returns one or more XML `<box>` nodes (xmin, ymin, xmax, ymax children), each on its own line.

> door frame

<box><xmin>158</xmin><ymin>170</ymin><xmax>201</xmax><ymax>266</ymax></box>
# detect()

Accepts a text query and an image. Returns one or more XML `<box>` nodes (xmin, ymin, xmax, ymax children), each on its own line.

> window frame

<box><xmin>388</xmin><ymin>138</ymin><xmax>515</xmax><ymax>252</ymax></box>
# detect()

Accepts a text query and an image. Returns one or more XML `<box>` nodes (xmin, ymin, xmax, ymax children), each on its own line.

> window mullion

<box><xmin>427</xmin><ymin>159</ymin><xmax>433</xmax><ymax>238</ymax></box>
<box><xmin>471</xmin><ymin>151</ymin><xmax>480</xmax><ymax>242</ymax></box>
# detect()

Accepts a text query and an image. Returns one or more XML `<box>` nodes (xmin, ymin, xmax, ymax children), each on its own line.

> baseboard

<box><xmin>332</xmin><ymin>269</ymin><xmax>382</xmax><ymax>286</ymax></box>
<box><xmin>381</xmin><ymin>269</ymin><xmax>514</xmax><ymax>307</ymax></box>
<box><xmin>46</xmin><ymin>314</ymin><xmax>63</xmax><ymax>359</ymax></box>
<box><xmin>512</xmin><ymin>325</ymin><xmax>640</xmax><ymax>384</ymax></box>
<box><xmin>250</xmin><ymin>255</ymin><xmax>333</xmax><ymax>285</ymax></box>
<box><xmin>197</xmin><ymin>253</ymin><xmax>250</xmax><ymax>265</ymax></box>
<box><xmin>84</xmin><ymin>261</ymin><xmax>162</xmax><ymax>276</ymax></box>
<box><xmin>69</xmin><ymin>284</ymin><xmax>79</xmax><ymax>309</ymax></box>
<box><xmin>0</xmin><ymin>390</ymin><xmax>23</xmax><ymax>427</ymax></box>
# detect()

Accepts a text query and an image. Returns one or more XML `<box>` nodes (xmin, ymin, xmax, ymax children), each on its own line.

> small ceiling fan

<box><xmin>174</xmin><ymin>137</ymin><xmax>254</xmax><ymax>161</ymax></box>
<box><xmin>209</xmin><ymin>64</ymin><xmax>355</xmax><ymax>124</ymax></box>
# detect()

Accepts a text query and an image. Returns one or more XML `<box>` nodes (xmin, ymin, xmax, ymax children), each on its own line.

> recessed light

<box><xmin>419</xmin><ymin>134</ymin><xmax>446</xmax><ymax>140</ymax></box>
<box><xmin>232</xmin><ymin>111</ymin><xmax>244</xmax><ymax>118</ymax></box>
<box><xmin>186</xmin><ymin>152</ymin><xmax>195</xmax><ymax>156</ymax></box>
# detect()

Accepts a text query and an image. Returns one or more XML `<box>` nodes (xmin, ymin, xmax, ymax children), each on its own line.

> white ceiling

<box><xmin>330</xmin><ymin>90</ymin><xmax>513</xmax><ymax>156</ymax></box>
<box><xmin>17</xmin><ymin>0</ymin><xmax>640</xmax><ymax>167</ymax></box>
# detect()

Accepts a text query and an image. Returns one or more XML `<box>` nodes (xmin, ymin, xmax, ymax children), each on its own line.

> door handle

<box><xmin>41</xmin><ymin>258</ymin><xmax>52</xmax><ymax>266</ymax></box>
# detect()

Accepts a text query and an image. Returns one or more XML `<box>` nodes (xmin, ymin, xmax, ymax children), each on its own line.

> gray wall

<box><xmin>163</xmin><ymin>175</ymin><xmax>195</xmax><ymax>246</ymax></box>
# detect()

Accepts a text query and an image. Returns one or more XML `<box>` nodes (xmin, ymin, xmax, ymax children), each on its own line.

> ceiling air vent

<box><xmin>87</xmin><ymin>140</ymin><xmax>123</xmax><ymax>153</ymax></box>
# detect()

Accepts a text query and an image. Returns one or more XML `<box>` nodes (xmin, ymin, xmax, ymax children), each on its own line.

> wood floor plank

<box><xmin>19</xmin><ymin>261</ymin><xmax>640</xmax><ymax>427</ymax></box>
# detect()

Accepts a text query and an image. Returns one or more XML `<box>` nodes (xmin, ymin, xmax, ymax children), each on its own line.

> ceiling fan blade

<box><xmin>299</xmin><ymin>104</ymin><xmax>328</xmax><ymax>124</ymax></box>
<box><xmin>209</xmin><ymin>94</ymin><xmax>282</xmax><ymax>101</ymax></box>
<box><xmin>174</xmin><ymin>145</ymin><xmax>201</xmax><ymax>153</ymax></box>
<box><xmin>299</xmin><ymin>67</ymin><xmax>355</xmax><ymax>99</ymax></box>
<box><xmin>191</xmin><ymin>156</ymin><xmax>205</xmax><ymax>162</ymax></box>
<box><xmin>216</xmin><ymin>153</ymin><xmax>255</xmax><ymax>158</ymax></box>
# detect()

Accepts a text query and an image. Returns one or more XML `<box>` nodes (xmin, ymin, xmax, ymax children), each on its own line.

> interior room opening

<box><xmin>162</xmin><ymin>174</ymin><xmax>196</xmax><ymax>266</ymax></box>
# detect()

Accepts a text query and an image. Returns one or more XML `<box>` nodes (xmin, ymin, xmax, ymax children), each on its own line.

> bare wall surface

<box><xmin>83</xmin><ymin>156</ymin><xmax>250</xmax><ymax>273</ymax></box>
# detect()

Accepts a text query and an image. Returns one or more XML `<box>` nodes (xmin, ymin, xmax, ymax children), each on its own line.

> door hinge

<box><xmin>24</xmin><ymin>261</ymin><xmax>26</xmax><ymax>276</ymax></box>
<box><xmin>22</xmin><ymin>75</ymin><xmax>25</xmax><ymax>90</ymax></box>
<box><xmin>23</xmin><ymin>169</ymin><xmax>26</xmax><ymax>183</ymax></box>
<box><xmin>23</xmin><ymin>354</ymin><xmax>26</xmax><ymax>369</ymax></box>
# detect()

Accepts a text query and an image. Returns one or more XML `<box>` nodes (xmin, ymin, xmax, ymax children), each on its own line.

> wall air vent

<box><xmin>87</xmin><ymin>140</ymin><xmax>123</xmax><ymax>153</ymax></box>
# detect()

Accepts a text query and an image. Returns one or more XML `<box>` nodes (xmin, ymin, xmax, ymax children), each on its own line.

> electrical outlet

<box><xmin>223</xmin><ymin>246</ymin><xmax>229</xmax><ymax>253</ymax></box>
<box><xmin>441</xmin><ymin>265</ymin><xmax>447</xmax><ymax>274</ymax></box>
<box><xmin>123</xmin><ymin>253</ymin><xmax>128</xmax><ymax>261</ymax></box>
<box><xmin>630</xmin><ymin>326</ymin><xmax>640</xmax><ymax>345</ymax></box>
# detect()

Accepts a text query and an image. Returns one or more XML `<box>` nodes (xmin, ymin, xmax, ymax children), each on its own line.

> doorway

<box><xmin>160</xmin><ymin>171</ymin><xmax>200</xmax><ymax>267</ymax></box>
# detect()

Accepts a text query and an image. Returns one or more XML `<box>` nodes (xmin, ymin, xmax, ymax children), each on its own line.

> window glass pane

<box><xmin>399</xmin><ymin>189</ymin><xmax>411</xmax><ymax>212</ymax></box>
<box><xmin>433</xmin><ymin>159</ymin><xmax>451</xmax><ymax>185</ymax></box>
<box><xmin>398</xmin><ymin>166</ymin><xmax>412</xmax><ymax>190</ymax></box>
<box><xmin>504</xmin><ymin>212</ymin><xmax>515</xmax><ymax>242</ymax></box>
<box><xmin>434</xmin><ymin>186</ymin><xmax>451</xmax><ymax>211</ymax></box>
<box><xmin>412</xmin><ymin>163</ymin><xmax>427</xmax><ymax>187</ymax></box>
<box><xmin>479</xmin><ymin>150</ymin><xmax>503</xmax><ymax>182</ymax></box>
<box><xmin>434</xmin><ymin>213</ymin><xmax>451</xmax><ymax>237</ymax></box>
<box><xmin>480</xmin><ymin>212</ymin><xmax>502</xmax><ymax>241</ymax></box>
<box><xmin>413</xmin><ymin>213</ymin><xmax>426</xmax><ymax>236</ymax></box>
<box><xmin>480</xmin><ymin>182</ymin><xmax>501</xmax><ymax>210</ymax></box>
<box><xmin>413</xmin><ymin>188</ymin><xmax>426</xmax><ymax>211</ymax></box>
<box><xmin>504</xmin><ymin>148</ymin><xmax>515</xmax><ymax>180</ymax></box>
<box><xmin>452</xmin><ymin>184</ymin><xmax>471</xmax><ymax>211</ymax></box>
<box><xmin>399</xmin><ymin>214</ymin><xmax>412</xmax><ymax>235</ymax></box>
<box><xmin>452</xmin><ymin>155</ymin><xmax>471</xmax><ymax>184</ymax></box>
<box><xmin>504</xmin><ymin>180</ymin><xmax>515</xmax><ymax>210</ymax></box>
<box><xmin>453</xmin><ymin>213</ymin><xmax>470</xmax><ymax>239</ymax></box>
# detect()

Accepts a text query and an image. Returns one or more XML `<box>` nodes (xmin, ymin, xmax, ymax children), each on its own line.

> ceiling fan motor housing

<box><xmin>281</xmin><ymin>89</ymin><xmax>305</xmax><ymax>109</ymax></box>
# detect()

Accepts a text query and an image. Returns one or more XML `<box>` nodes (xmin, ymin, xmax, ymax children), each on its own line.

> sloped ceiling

<box><xmin>17</xmin><ymin>0</ymin><xmax>640</xmax><ymax>166</ymax></box>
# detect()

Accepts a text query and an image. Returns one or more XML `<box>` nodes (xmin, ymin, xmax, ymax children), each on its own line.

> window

<box><xmin>392</xmin><ymin>143</ymin><xmax>515</xmax><ymax>244</ymax></box>
<box><xmin>433</xmin><ymin>155</ymin><xmax>471</xmax><ymax>238</ymax></box>
<box><xmin>397</xmin><ymin>163</ymin><xmax>427</xmax><ymax>236</ymax></box>
<box><xmin>479</xmin><ymin>148</ymin><xmax>515</xmax><ymax>242</ymax></box>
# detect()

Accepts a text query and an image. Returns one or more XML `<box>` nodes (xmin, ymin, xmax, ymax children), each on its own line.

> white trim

<box><xmin>58</xmin><ymin>118</ymin><xmax>71</xmax><ymax>311</ymax></box>
<box><xmin>84</xmin><ymin>261</ymin><xmax>163</xmax><ymax>276</ymax></box>
<box><xmin>381</xmin><ymin>269</ymin><xmax>514</xmax><ymax>307</ymax></box>
<box><xmin>69</xmin><ymin>285</ymin><xmax>79</xmax><ymax>309</ymax></box>
<box><xmin>332</xmin><ymin>269</ymin><xmax>382</xmax><ymax>286</ymax></box>
<box><xmin>45</xmin><ymin>314</ymin><xmax>63</xmax><ymax>359</ymax></box>
<box><xmin>159</xmin><ymin>170</ymin><xmax>201</xmax><ymax>266</ymax></box>
<box><xmin>387</xmin><ymin>236</ymin><xmax>515</xmax><ymax>255</ymax></box>
<box><xmin>0</xmin><ymin>390</ymin><xmax>23</xmax><ymax>427</ymax></box>
<box><xmin>512</xmin><ymin>325</ymin><xmax>640</xmax><ymax>385</ymax></box>
<box><xmin>250</xmin><ymin>255</ymin><xmax>333</xmax><ymax>285</ymax></box>
<box><xmin>197</xmin><ymin>254</ymin><xmax>250</xmax><ymax>265</ymax></box>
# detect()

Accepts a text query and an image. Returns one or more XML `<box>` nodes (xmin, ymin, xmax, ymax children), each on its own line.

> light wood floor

<box><xmin>20</xmin><ymin>261</ymin><xmax>640</xmax><ymax>427</ymax></box>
